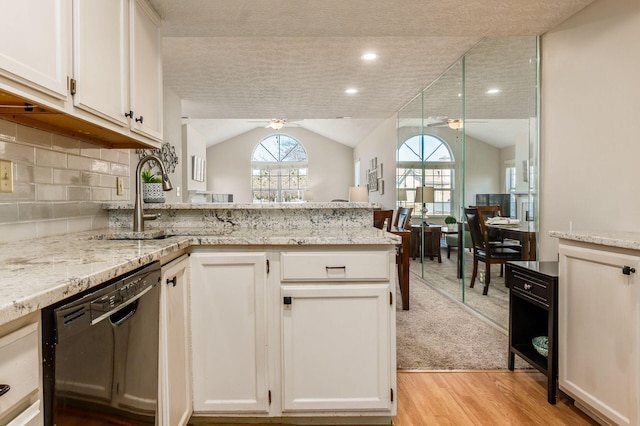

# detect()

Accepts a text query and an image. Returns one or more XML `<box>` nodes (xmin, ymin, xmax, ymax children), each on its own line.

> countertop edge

<box><xmin>102</xmin><ymin>202</ymin><xmax>381</xmax><ymax>210</ymax></box>
<box><xmin>550</xmin><ymin>230</ymin><xmax>640</xmax><ymax>251</ymax></box>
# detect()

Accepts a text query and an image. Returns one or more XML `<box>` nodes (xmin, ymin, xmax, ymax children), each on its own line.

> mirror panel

<box><xmin>396</xmin><ymin>36</ymin><xmax>539</xmax><ymax>329</ymax></box>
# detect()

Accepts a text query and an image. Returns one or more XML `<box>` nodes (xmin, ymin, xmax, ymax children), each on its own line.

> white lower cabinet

<box><xmin>281</xmin><ymin>284</ymin><xmax>392</xmax><ymax>412</ymax></box>
<box><xmin>160</xmin><ymin>254</ymin><xmax>192</xmax><ymax>426</ymax></box>
<box><xmin>189</xmin><ymin>247</ymin><xmax>396</xmax><ymax>423</ymax></box>
<box><xmin>190</xmin><ymin>251</ymin><xmax>270</xmax><ymax>414</ymax></box>
<box><xmin>558</xmin><ymin>241</ymin><xmax>640</xmax><ymax>426</ymax></box>
<box><xmin>0</xmin><ymin>318</ymin><xmax>42</xmax><ymax>426</ymax></box>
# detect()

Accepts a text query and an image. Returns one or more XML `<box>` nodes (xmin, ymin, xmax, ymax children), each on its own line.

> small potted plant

<box><xmin>141</xmin><ymin>168</ymin><xmax>165</xmax><ymax>203</ymax></box>
<box><xmin>444</xmin><ymin>215</ymin><xmax>457</xmax><ymax>231</ymax></box>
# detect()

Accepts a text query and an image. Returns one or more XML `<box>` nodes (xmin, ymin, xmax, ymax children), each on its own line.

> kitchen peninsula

<box><xmin>0</xmin><ymin>203</ymin><xmax>399</xmax><ymax>425</ymax></box>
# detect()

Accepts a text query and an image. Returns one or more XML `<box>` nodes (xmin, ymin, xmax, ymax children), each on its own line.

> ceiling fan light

<box><xmin>269</xmin><ymin>119</ymin><xmax>284</xmax><ymax>130</ymax></box>
<box><xmin>448</xmin><ymin>119</ymin><xmax>463</xmax><ymax>130</ymax></box>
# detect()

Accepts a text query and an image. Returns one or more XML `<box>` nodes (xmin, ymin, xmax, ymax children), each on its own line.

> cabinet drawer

<box><xmin>281</xmin><ymin>251</ymin><xmax>390</xmax><ymax>282</ymax></box>
<box><xmin>509</xmin><ymin>269</ymin><xmax>549</xmax><ymax>306</ymax></box>
<box><xmin>0</xmin><ymin>323</ymin><xmax>39</xmax><ymax>418</ymax></box>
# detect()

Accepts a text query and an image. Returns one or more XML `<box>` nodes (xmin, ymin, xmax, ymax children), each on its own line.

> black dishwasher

<box><xmin>42</xmin><ymin>262</ymin><xmax>161</xmax><ymax>425</ymax></box>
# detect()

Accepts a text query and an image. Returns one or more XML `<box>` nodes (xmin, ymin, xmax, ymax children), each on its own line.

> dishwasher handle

<box><xmin>91</xmin><ymin>285</ymin><xmax>152</xmax><ymax>326</ymax></box>
<box><xmin>109</xmin><ymin>301</ymin><xmax>138</xmax><ymax>326</ymax></box>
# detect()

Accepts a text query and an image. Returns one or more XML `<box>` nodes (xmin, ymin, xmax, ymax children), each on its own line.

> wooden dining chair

<box><xmin>472</xmin><ymin>205</ymin><xmax>502</xmax><ymax>242</ymax></box>
<box><xmin>393</xmin><ymin>207</ymin><xmax>413</xmax><ymax>230</ymax></box>
<box><xmin>474</xmin><ymin>205</ymin><xmax>521</xmax><ymax>248</ymax></box>
<box><xmin>464</xmin><ymin>207</ymin><xmax>521</xmax><ymax>295</ymax></box>
<box><xmin>373</xmin><ymin>209</ymin><xmax>394</xmax><ymax>231</ymax></box>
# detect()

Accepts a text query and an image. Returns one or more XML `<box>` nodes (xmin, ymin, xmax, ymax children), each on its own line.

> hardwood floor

<box><xmin>394</xmin><ymin>370</ymin><xmax>597</xmax><ymax>426</ymax></box>
<box><xmin>190</xmin><ymin>370</ymin><xmax>598</xmax><ymax>426</ymax></box>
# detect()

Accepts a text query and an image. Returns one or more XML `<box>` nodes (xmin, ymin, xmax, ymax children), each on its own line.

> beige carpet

<box><xmin>409</xmin><ymin>251</ymin><xmax>510</xmax><ymax>329</ymax></box>
<box><xmin>396</xmin><ymin>272</ymin><xmax>529</xmax><ymax>370</ymax></box>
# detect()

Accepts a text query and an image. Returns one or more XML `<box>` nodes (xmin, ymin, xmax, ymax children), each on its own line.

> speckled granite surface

<box><xmin>0</xmin><ymin>226</ymin><xmax>398</xmax><ymax>327</ymax></box>
<box><xmin>105</xmin><ymin>202</ymin><xmax>377</xmax><ymax>231</ymax></box>
<box><xmin>550</xmin><ymin>230</ymin><xmax>640</xmax><ymax>251</ymax></box>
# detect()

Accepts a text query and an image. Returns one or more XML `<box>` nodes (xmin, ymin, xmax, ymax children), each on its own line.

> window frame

<box><xmin>396</xmin><ymin>134</ymin><xmax>455</xmax><ymax>217</ymax></box>
<box><xmin>251</xmin><ymin>134</ymin><xmax>308</xmax><ymax>203</ymax></box>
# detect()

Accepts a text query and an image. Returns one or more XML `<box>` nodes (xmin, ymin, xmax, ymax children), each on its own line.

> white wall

<box><xmin>181</xmin><ymin>124</ymin><xmax>207</xmax><ymax>199</ymax></box>
<box><xmin>463</xmin><ymin>134</ymin><xmax>502</xmax><ymax>209</ymax></box>
<box><xmin>353</xmin><ymin>117</ymin><xmax>397</xmax><ymax>208</ymax></box>
<box><xmin>206</xmin><ymin>127</ymin><xmax>354</xmax><ymax>203</ymax></box>
<box><xmin>539</xmin><ymin>0</ymin><xmax>640</xmax><ymax>260</ymax></box>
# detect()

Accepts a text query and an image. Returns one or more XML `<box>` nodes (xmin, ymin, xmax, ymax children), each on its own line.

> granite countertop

<box><xmin>0</xmin><ymin>227</ymin><xmax>399</xmax><ymax>327</ymax></box>
<box><xmin>102</xmin><ymin>202</ymin><xmax>379</xmax><ymax>210</ymax></box>
<box><xmin>550</xmin><ymin>230</ymin><xmax>640</xmax><ymax>251</ymax></box>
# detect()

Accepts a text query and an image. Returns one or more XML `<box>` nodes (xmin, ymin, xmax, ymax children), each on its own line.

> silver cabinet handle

<box><xmin>523</xmin><ymin>283</ymin><xmax>532</xmax><ymax>291</ymax></box>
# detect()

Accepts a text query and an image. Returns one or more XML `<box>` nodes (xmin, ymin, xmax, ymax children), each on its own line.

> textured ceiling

<box><xmin>149</xmin><ymin>0</ymin><xmax>595</xmax><ymax>147</ymax></box>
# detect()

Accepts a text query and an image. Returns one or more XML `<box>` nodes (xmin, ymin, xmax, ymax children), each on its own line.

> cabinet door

<box><xmin>0</xmin><ymin>0</ymin><xmax>69</xmax><ymax>100</ymax></box>
<box><xmin>160</xmin><ymin>255</ymin><xmax>192</xmax><ymax>426</ymax></box>
<box><xmin>129</xmin><ymin>0</ymin><xmax>163</xmax><ymax>141</ymax></box>
<box><xmin>190</xmin><ymin>252</ymin><xmax>269</xmax><ymax>413</ymax></box>
<box><xmin>281</xmin><ymin>284</ymin><xmax>392</xmax><ymax>412</ymax></box>
<box><xmin>559</xmin><ymin>244</ymin><xmax>640</xmax><ymax>426</ymax></box>
<box><xmin>72</xmin><ymin>0</ymin><xmax>128</xmax><ymax>127</ymax></box>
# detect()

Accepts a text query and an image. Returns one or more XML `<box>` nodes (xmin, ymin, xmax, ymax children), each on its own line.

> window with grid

<box><xmin>505</xmin><ymin>164</ymin><xmax>516</xmax><ymax>193</ymax></box>
<box><xmin>396</xmin><ymin>134</ymin><xmax>454</xmax><ymax>216</ymax></box>
<box><xmin>251</xmin><ymin>134</ymin><xmax>308</xmax><ymax>203</ymax></box>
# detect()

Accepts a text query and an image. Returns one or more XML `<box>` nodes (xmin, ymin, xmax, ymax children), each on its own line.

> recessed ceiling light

<box><xmin>345</xmin><ymin>88</ymin><xmax>358</xmax><ymax>94</ymax></box>
<box><xmin>361</xmin><ymin>52</ymin><xmax>378</xmax><ymax>61</ymax></box>
<box><xmin>486</xmin><ymin>88</ymin><xmax>501</xmax><ymax>94</ymax></box>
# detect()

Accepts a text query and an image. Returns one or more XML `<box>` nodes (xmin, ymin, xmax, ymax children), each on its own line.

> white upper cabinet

<box><xmin>129</xmin><ymin>0</ymin><xmax>163</xmax><ymax>141</ymax></box>
<box><xmin>0</xmin><ymin>0</ymin><xmax>163</xmax><ymax>148</ymax></box>
<box><xmin>0</xmin><ymin>0</ymin><xmax>70</xmax><ymax>101</ymax></box>
<box><xmin>72</xmin><ymin>0</ymin><xmax>129</xmax><ymax>127</ymax></box>
<box><xmin>72</xmin><ymin>0</ymin><xmax>163</xmax><ymax>142</ymax></box>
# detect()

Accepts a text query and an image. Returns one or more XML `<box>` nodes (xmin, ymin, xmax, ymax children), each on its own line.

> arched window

<box><xmin>397</xmin><ymin>134</ymin><xmax>454</xmax><ymax>216</ymax></box>
<box><xmin>251</xmin><ymin>134</ymin><xmax>308</xmax><ymax>203</ymax></box>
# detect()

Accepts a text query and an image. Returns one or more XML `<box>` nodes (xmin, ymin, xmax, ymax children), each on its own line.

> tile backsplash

<box><xmin>0</xmin><ymin>119</ymin><xmax>130</xmax><ymax>243</ymax></box>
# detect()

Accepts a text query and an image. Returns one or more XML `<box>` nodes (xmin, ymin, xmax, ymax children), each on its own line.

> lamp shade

<box><xmin>348</xmin><ymin>186</ymin><xmax>369</xmax><ymax>202</ymax></box>
<box><xmin>415</xmin><ymin>186</ymin><xmax>435</xmax><ymax>203</ymax></box>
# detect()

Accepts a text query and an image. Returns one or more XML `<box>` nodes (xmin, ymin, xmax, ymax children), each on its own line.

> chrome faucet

<box><xmin>133</xmin><ymin>154</ymin><xmax>173</xmax><ymax>232</ymax></box>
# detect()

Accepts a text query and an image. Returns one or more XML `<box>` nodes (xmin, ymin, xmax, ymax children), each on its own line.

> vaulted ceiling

<box><xmin>149</xmin><ymin>0</ymin><xmax>595</xmax><ymax>147</ymax></box>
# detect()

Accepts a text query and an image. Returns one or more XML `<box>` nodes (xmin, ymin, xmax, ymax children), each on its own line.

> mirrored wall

<box><xmin>397</xmin><ymin>37</ymin><xmax>539</xmax><ymax>329</ymax></box>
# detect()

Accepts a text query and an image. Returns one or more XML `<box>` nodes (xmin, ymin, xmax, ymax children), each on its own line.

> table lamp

<box><xmin>398</xmin><ymin>189</ymin><xmax>407</xmax><ymax>206</ymax></box>
<box><xmin>348</xmin><ymin>186</ymin><xmax>369</xmax><ymax>202</ymax></box>
<box><xmin>415</xmin><ymin>186</ymin><xmax>435</xmax><ymax>217</ymax></box>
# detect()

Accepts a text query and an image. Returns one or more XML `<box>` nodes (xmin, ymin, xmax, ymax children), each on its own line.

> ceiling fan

<box><xmin>248</xmin><ymin>118</ymin><xmax>302</xmax><ymax>130</ymax></box>
<box><xmin>425</xmin><ymin>116</ymin><xmax>487</xmax><ymax>129</ymax></box>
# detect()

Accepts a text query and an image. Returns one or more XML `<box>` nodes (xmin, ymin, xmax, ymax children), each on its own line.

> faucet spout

<box><xmin>133</xmin><ymin>154</ymin><xmax>173</xmax><ymax>232</ymax></box>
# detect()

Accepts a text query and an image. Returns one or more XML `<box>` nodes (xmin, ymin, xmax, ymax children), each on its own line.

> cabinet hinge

<box><xmin>390</xmin><ymin>291</ymin><xmax>393</xmax><ymax>305</ymax></box>
<box><xmin>69</xmin><ymin>78</ymin><xmax>77</xmax><ymax>95</ymax></box>
<box><xmin>390</xmin><ymin>388</ymin><xmax>394</xmax><ymax>402</ymax></box>
<box><xmin>266</xmin><ymin>259</ymin><xmax>270</xmax><ymax>274</ymax></box>
<box><xmin>268</xmin><ymin>390</ymin><xmax>272</xmax><ymax>405</ymax></box>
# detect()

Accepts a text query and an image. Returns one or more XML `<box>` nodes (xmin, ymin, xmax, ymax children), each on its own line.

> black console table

<box><xmin>506</xmin><ymin>261</ymin><xmax>559</xmax><ymax>404</ymax></box>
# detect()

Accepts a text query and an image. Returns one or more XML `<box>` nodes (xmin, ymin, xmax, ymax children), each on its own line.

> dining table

<box><xmin>486</xmin><ymin>222</ymin><xmax>537</xmax><ymax>261</ymax></box>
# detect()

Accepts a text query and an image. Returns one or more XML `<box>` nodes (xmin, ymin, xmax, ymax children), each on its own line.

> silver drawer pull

<box><xmin>524</xmin><ymin>283</ymin><xmax>532</xmax><ymax>291</ymax></box>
